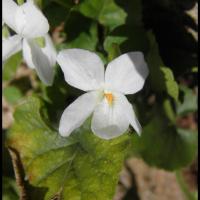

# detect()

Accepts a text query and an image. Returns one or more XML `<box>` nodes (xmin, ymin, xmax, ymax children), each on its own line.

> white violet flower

<box><xmin>57</xmin><ymin>49</ymin><xmax>149</xmax><ymax>140</ymax></box>
<box><xmin>2</xmin><ymin>0</ymin><xmax>57</xmax><ymax>85</ymax></box>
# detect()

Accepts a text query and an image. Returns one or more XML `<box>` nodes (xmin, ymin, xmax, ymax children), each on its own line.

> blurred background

<box><xmin>3</xmin><ymin>0</ymin><xmax>198</xmax><ymax>199</ymax></box>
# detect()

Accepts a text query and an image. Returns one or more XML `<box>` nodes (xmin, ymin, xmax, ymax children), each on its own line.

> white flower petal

<box><xmin>15</xmin><ymin>1</ymin><xmax>49</xmax><ymax>38</ymax></box>
<box><xmin>59</xmin><ymin>91</ymin><xmax>101</xmax><ymax>137</ymax></box>
<box><xmin>22</xmin><ymin>34</ymin><xmax>56</xmax><ymax>70</ymax></box>
<box><xmin>22</xmin><ymin>38</ymin><xmax>35</xmax><ymax>69</ymax></box>
<box><xmin>23</xmin><ymin>39</ymin><xmax>55</xmax><ymax>85</ymax></box>
<box><xmin>105</xmin><ymin>52</ymin><xmax>149</xmax><ymax>94</ymax></box>
<box><xmin>3</xmin><ymin>0</ymin><xmax>18</xmax><ymax>31</ymax></box>
<box><xmin>57</xmin><ymin>49</ymin><xmax>105</xmax><ymax>91</ymax></box>
<box><xmin>91</xmin><ymin>93</ymin><xmax>129</xmax><ymax>140</ymax></box>
<box><xmin>42</xmin><ymin>34</ymin><xmax>57</xmax><ymax>67</ymax></box>
<box><xmin>119</xmin><ymin>94</ymin><xmax>142</xmax><ymax>135</ymax></box>
<box><xmin>3</xmin><ymin>35</ymin><xmax>22</xmax><ymax>62</ymax></box>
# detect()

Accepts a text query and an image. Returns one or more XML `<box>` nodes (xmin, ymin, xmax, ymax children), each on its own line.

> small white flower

<box><xmin>57</xmin><ymin>49</ymin><xmax>149</xmax><ymax>140</ymax></box>
<box><xmin>2</xmin><ymin>0</ymin><xmax>56</xmax><ymax>85</ymax></box>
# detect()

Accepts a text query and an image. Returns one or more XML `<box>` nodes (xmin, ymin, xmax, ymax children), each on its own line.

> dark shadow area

<box><xmin>142</xmin><ymin>0</ymin><xmax>198</xmax><ymax>75</ymax></box>
<box><xmin>43</xmin><ymin>67</ymin><xmax>83</xmax><ymax>128</ymax></box>
<box><xmin>27</xmin><ymin>184</ymin><xmax>48</xmax><ymax>200</ymax></box>
<box><xmin>114</xmin><ymin>0</ymin><xmax>198</xmax><ymax>76</ymax></box>
<box><xmin>2</xmin><ymin>131</ymin><xmax>15</xmax><ymax>177</ymax></box>
<box><xmin>123</xmin><ymin>162</ymin><xmax>140</xmax><ymax>200</ymax></box>
<box><xmin>43</xmin><ymin>2</ymin><xmax>71</xmax><ymax>29</ymax></box>
<box><xmin>114</xmin><ymin>0</ymin><xmax>150</xmax><ymax>54</ymax></box>
<box><xmin>64</xmin><ymin>11</ymin><xmax>93</xmax><ymax>41</ymax></box>
<box><xmin>4</xmin><ymin>144</ymin><xmax>48</xmax><ymax>200</ymax></box>
<box><xmin>10</xmin><ymin>77</ymin><xmax>33</xmax><ymax>94</ymax></box>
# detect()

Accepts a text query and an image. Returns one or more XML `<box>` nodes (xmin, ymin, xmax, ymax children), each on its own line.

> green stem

<box><xmin>176</xmin><ymin>170</ymin><xmax>197</xmax><ymax>200</ymax></box>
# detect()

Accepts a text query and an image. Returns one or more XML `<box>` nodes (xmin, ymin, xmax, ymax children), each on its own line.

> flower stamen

<box><xmin>104</xmin><ymin>93</ymin><xmax>114</xmax><ymax>105</ymax></box>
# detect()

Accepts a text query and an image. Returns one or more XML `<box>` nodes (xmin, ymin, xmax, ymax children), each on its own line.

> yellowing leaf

<box><xmin>6</xmin><ymin>97</ymin><xmax>134</xmax><ymax>199</ymax></box>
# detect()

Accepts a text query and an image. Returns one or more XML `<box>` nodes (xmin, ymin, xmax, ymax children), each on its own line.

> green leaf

<box><xmin>160</xmin><ymin>67</ymin><xmax>179</xmax><ymax>102</ymax></box>
<box><xmin>177</xmin><ymin>86</ymin><xmax>197</xmax><ymax>116</ymax></box>
<box><xmin>107</xmin><ymin>43</ymin><xmax>121</xmax><ymax>61</ymax></box>
<box><xmin>64</xmin><ymin>22</ymin><xmax>98</xmax><ymax>51</ymax></box>
<box><xmin>162</xmin><ymin>98</ymin><xmax>176</xmax><ymax>122</ymax></box>
<box><xmin>57</xmin><ymin>12</ymin><xmax>99</xmax><ymax>51</ymax></box>
<box><xmin>6</xmin><ymin>96</ymin><xmax>134</xmax><ymax>199</ymax></box>
<box><xmin>103</xmin><ymin>36</ymin><xmax>127</xmax><ymax>60</ymax></box>
<box><xmin>3</xmin><ymin>52</ymin><xmax>22</xmax><ymax>81</ymax></box>
<box><xmin>66</xmin><ymin>32</ymin><xmax>96</xmax><ymax>49</ymax></box>
<box><xmin>132</xmin><ymin>116</ymin><xmax>197</xmax><ymax>170</ymax></box>
<box><xmin>3</xmin><ymin>177</ymin><xmax>19</xmax><ymax>200</ymax></box>
<box><xmin>3</xmin><ymin>86</ymin><xmax>23</xmax><ymax>105</ymax></box>
<box><xmin>76</xmin><ymin>0</ymin><xmax>127</xmax><ymax>30</ymax></box>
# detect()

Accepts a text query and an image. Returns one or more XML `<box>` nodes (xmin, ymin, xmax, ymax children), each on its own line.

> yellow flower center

<box><xmin>104</xmin><ymin>93</ymin><xmax>114</xmax><ymax>105</ymax></box>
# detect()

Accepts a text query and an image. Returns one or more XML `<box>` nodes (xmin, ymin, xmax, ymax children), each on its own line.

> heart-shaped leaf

<box><xmin>6</xmin><ymin>96</ymin><xmax>134</xmax><ymax>199</ymax></box>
